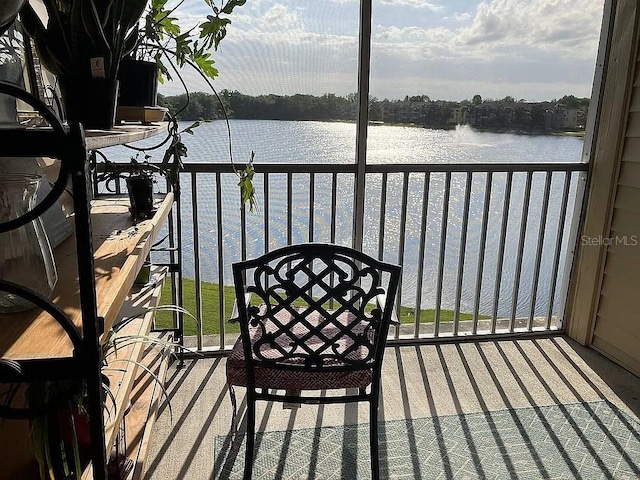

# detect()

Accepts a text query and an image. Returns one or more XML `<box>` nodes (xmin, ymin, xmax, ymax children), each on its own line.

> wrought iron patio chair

<box><xmin>225</xmin><ymin>243</ymin><xmax>401</xmax><ymax>480</ymax></box>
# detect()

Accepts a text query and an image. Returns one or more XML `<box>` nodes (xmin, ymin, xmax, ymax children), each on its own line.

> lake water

<box><xmin>105</xmin><ymin>120</ymin><xmax>585</xmax><ymax>318</ymax></box>
<box><xmin>107</xmin><ymin>119</ymin><xmax>584</xmax><ymax>165</ymax></box>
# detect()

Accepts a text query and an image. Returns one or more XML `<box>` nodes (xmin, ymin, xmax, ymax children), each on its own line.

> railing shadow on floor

<box><xmin>144</xmin><ymin>337</ymin><xmax>640</xmax><ymax>480</ymax></box>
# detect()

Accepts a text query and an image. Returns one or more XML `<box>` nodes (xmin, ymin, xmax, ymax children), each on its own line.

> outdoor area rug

<box><xmin>213</xmin><ymin>400</ymin><xmax>640</xmax><ymax>479</ymax></box>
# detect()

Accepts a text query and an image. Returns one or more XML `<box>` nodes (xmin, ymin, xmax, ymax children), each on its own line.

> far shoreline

<box><xmin>177</xmin><ymin>116</ymin><xmax>586</xmax><ymax>138</ymax></box>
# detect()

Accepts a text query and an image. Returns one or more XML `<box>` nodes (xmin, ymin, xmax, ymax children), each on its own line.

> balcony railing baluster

<box><xmin>287</xmin><ymin>172</ymin><xmax>293</xmax><ymax>246</ymax></box>
<box><xmin>434</xmin><ymin>171</ymin><xmax>452</xmax><ymax>337</ymax></box>
<box><xmin>331</xmin><ymin>172</ymin><xmax>338</xmax><ymax>244</ymax></box>
<box><xmin>396</xmin><ymin>172</ymin><xmax>410</xmax><ymax>328</ymax></box>
<box><xmin>240</xmin><ymin>184</ymin><xmax>247</xmax><ymax>262</ymax></box>
<box><xmin>414</xmin><ymin>172</ymin><xmax>430</xmax><ymax>338</ymax></box>
<box><xmin>216</xmin><ymin>172</ymin><xmax>225</xmax><ymax>348</ymax></box>
<box><xmin>166</xmin><ymin>177</ymin><xmax>178</xmax><ymax>330</ymax></box>
<box><xmin>263</xmin><ymin>173</ymin><xmax>271</xmax><ymax>294</ymax></box>
<box><xmin>472</xmin><ymin>172</ymin><xmax>493</xmax><ymax>335</ymax></box>
<box><xmin>546</xmin><ymin>172</ymin><xmax>573</xmax><ymax>329</ymax></box>
<box><xmin>309</xmin><ymin>172</ymin><xmax>315</xmax><ymax>242</ymax></box>
<box><xmin>377</xmin><ymin>173</ymin><xmax>396</xmax><ymax>337</ymax></box>
<box><xmin>528</xmin><ymin>171</ymin><xmax>553</xmax><ymax>330</ymax></box>
<box><xmin>329</xmin><ymin>173</ymin><xmax>338</xmax><ymax>311</ymax></box>
<box><xmin>453</xmin><ymin>172</ymin><xmax>473</xmax><ymax>336</ymax></box>
<box><xmin>190</xmin><ymin>173</ymin><xmax>203</xmax><ymax>350</ymax></box>
<box><xmin>378</xmin><ymin>172</ymin><xmax>388</xmax><ymax>262</ymax></box>
<box><xmin>175</xmin><ymin>177</ymin><xmax>184</xmax><ymax>344</ymax></box>
<box><xmin>491</xmin><ymin>171</ymin><xmax>513</xmax><ymax>333</ymax></box>
<box><xmin>509</xmin><ymin>171</ymin><xmax>533</xmax><ymax>332</ymax></box>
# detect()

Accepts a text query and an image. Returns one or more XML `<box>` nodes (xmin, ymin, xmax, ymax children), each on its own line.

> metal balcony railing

<box><xmin>154</xmin><ymin>161</ymin><xmax>587</xmax><ymax>352</ymax></box>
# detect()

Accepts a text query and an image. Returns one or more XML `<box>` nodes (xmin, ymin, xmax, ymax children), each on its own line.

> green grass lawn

<box><xmin>156</xmin><ymin>278</ymin><xmax>489</xmax><ymax>336</ymax></box>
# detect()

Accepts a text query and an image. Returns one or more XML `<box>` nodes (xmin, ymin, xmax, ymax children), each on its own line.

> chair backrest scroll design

<box><xmin>232</xmin><ymin>244</ymin><xmax>401</xmax><ymax>376</ymax></box>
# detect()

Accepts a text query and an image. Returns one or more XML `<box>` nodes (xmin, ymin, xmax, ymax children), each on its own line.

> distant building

<box><xmin>449</xmin><ymin>107</ymin><xmax>468</xmax><ymax>125</ymax></box>
<box><xmin>379</xmin><ymin>98</ymin><xmax>580</xmax><ymax>131</ymax></box>
<box><xmin>545</xmin><ymin>106</ymin><xmax>579</xmax><ymax>130</ymax></box>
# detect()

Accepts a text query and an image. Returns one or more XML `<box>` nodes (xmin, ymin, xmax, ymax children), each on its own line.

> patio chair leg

<box><xmin>229</xmin><ymin>384</ymin><xmax>238</xmax><ymax>436</ymax></box>
<box><xmin>370</xmin><ymin>397</ymin><xmax>380</xmax><ymax>480</ymax></box>
<box><xmin>243</xmin><ymin>393</ymin><xmax>256</xmax><ymax>480</ymax></box>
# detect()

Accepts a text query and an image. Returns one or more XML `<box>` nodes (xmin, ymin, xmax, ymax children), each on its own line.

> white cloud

<box><xmin>378</xmin><ymin>0</ymin><xmax>444</xmax><ymax>11</ymax></box>
<box><xmin>259</xmin><ymin>3</ymin><xmax>302</xmax><ymax>30</ymax></box>
<box><xmin>375</xmin><ymin>25</ymin><xmax>452</xmax><ymax>43</ymax></box>
<box><xmin>160</xmin><ymin>0</ymin><xmax>605</xmax><ymax>101</ymax></box>
<box><xmin>372</xmin><ymin>0</ymin><xmax>603</xmax><ymax>62</ymax></box>
<box><xmin>451</xmin><ymin>12</ymin><xmax>472</xmax><ymax>22</ymax></box>
<box><xmin>328</xmin><ymin>0</ymin><xmax>443</xmax><ymax>8</ymax></box>
<box><xmin>372</xmin><ymin>75</ymin><xmax>592</xmax><ymax>102</ymax></box>
<box><xmin>370</xmin><ymin>0</ymin><xmax>604</xmax><ymax>100</ymax></box>
<box><xmin>458</xmin><ymin>0</ymin><xmax>603</xmax><ymax>60</ymax></box>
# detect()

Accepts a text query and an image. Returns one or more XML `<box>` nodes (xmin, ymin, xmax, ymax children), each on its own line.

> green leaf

<box><xmin>80</xmin><ymin>0</ymin><xmax>112</xmax><ymax>73</ymax></box>
<box><xmin>199</xmin><ymin>15</ymin><xmax>231</xmax><ymax>50</ymax></box>
<box><xmin>68</xmin><ymin>407</ymin><xmax>82</xmax><ymax>480</ymax></box>
<box><xmin>194</xmin><ymin>53</ymin><xmax>219</xmax><ymax>79</ymax></box>
<box><xmin>123</xmin><ymin>26</ymin><xmax>140</xmax><ymax>57</ymax></box>
<box><xmin>237</xmin><ymin>151</ymin><xmax>257</xmax><ymax>212</ymax></box>
<box><xmin>182</xmin><ymin>121</ymin><xmax>202</xmax><ymax>135</ymax></box>
<box><xmin>20</xmin><ymin>3</ymin><xmax>69</xmax><ymax>76</ymax></box>
<box><xmin>221</xmin><ymin>0</ymin><xmax>247</xmax><ymax>15</ymax></box>
<box><xmin>119</xmin><ymin>0</ymin><xmax>149</xmax><ymax>33</ymax></box>
<box><xmin>158</xmin><ymin>15</ymin><xmax>181</xmax><ymax>37</ymax></box>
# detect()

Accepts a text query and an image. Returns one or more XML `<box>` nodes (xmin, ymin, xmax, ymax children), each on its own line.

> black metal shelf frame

<box><xmin>1</xmin><ymin>80</ymin><xmax>108</xmax><ymax>480</ymax></box>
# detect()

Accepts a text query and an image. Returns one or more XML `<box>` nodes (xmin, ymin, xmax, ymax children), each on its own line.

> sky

<box><xmin>162</xmin><ymin>0</ymin><xmax>606</xmax><ymax>102</ymax></box>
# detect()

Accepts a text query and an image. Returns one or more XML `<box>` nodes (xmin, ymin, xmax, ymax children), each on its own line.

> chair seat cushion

<box><xmin>226</xmin><ymin>307</ymin><xmax>374</xmax><ymax>390</ymax></box>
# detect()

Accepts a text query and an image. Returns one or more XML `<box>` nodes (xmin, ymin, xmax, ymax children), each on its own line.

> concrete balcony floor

<box><xmin>142</xmin><ymin>336</ymin><xmax>640</xmax><ymax>479</ymax></box>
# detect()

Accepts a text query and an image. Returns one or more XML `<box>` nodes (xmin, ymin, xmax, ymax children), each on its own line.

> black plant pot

<box><xmin>126</xmin><ymin>175</ymin><xmax>154</xmax><ymax>223</ymax></box>
<box><xmin>118</xmin><ymin>59</ymin><xmax>158</xmax><ymax>107</ymax></box>
<box><xmin>58</xmin><ymin>77</ymin><xmax>119</xmax><ymax>130</ymax></box>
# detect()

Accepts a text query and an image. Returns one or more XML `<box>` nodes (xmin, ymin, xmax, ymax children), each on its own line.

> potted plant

<box><xmin>95</xmin><ymin>152</ymin><xmax>160</xmax><ymax>223</ymax></box>
<box><xmin>20</xmin><ymin>0</ymin><xmax>148</xmax><ymax>129</ymax></box>
<box><xmin>126</xmin><ymin>169</ymin><xmax>155</xmax><ymax>222</ymax></box>
<box><xmin>116</xmin><ymin>0</ymin><xmax>243</xmax><ymax>115</ymax></box>
<box><xmin>119</xmin><ymin>0</ymin><xmax>257</xmax><ymax>210</ymax></box>
<box><xmin>26</xmin><ymin>377</ymin><xmax>103</xmax><ymax>480</ymax></box>
<box><xmin>18</xmin><ymin>304</ymin><xmax>199</xmax><ymax>480</ymax></box>
<box><xmin>127</xmin><ymin>0</ymin><xmax>244</xmax><ymax>93</ymax></box>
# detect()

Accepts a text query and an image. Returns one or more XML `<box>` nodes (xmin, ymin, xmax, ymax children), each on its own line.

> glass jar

<box><xmin>0</xmin><ymin>174</ymin><xmax>58</xmax><ymax>313</ymax></box>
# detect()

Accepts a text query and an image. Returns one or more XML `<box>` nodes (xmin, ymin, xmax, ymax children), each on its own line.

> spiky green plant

<box><xmin>17</xmin><ymin>304</ymin><xmax>199</xmax><ymax>480</ymax></box>
<box><xmin>20</xmin><ymin>0</ymin><xmax>147</xmax><ymax>80</ymax></box>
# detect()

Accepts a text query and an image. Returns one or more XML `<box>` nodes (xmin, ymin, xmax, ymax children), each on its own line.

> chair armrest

<box><xmin>229</xmin><ymin>292</ymin><xmax>252</xmax><ymax>323</ymax></box>
<box><xmin>376</xmin><ymin>292</ymin><xmax>400</xmax><ymax>326</ymax></box>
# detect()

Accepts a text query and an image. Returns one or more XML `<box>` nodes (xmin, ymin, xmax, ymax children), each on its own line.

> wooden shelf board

<box><xmin>85</xmin><ymin>123</ymin><xmax>168</xmax><ymax>150</ymax></box>
<box><xmin>0</xmin><ymin>193</ymin><xmax>173</xmax><ymax>361</ymax></box>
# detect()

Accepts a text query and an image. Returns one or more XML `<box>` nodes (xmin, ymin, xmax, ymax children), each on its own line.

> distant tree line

<box><xmin>158</xmin><ymin>90</ymin><xmax>358</xmax><ymax>122</ymax></box>
<box><xmin>157</xmin><ymin>91</ymin><xmax>590</xmax><ymax>132</ymax></box>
